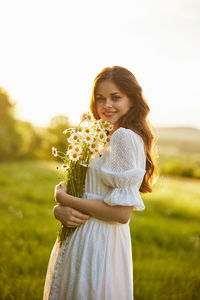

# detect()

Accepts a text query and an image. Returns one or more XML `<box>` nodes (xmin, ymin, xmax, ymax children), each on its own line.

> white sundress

<box><xmin>43</xmin><ymin>127</ymin><xmax>146</xmax><ymax>300</ymax></box>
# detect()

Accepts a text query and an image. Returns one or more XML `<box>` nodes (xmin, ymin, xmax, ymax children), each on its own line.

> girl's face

<box><xmin>95</xmin><ymin>80</ymin><xmax>132</xmax><ymax>130</ymax></box>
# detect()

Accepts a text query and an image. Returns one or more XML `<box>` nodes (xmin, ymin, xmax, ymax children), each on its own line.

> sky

<box><xmin>0</xmin><ymin>0</ymin><xmax>200</xmax><ymax>128</ymax></box>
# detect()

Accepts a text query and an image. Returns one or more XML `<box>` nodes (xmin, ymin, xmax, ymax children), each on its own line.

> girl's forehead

<box><xmin>95</xmin><ymin>81</ymin><xmax>121</xmax><ymax>95</ymax></box>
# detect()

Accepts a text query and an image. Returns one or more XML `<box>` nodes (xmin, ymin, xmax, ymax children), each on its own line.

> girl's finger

<box><xmin>70</xmin><ymin>215</ymin><xmax>88</xmax><ymax>225</ymax></box>
<box><xmin>71</xmin><ymin>209</ymin><xmax>90</xmax><ymax>220</ymax></box>
<box><xmin>67</xmin><ymin>221</ymin><xmax>83</xmax><ymax>228</ymax></box>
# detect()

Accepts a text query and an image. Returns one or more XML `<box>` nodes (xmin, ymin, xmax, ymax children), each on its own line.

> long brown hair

<box><xmin>90</xmin><ymin>66</ymin><xmax>158</xmax><ymax>193</ymax></box>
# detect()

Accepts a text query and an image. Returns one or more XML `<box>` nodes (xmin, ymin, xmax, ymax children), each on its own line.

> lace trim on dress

<box><xmin>104</xmin><ymin>186</ymin><xmax>145</xmax><ymax>210</ymax></box>
<box><xmin>49</xmin><ymin>235</ymin><xmax>73</xmax><ymax>300</ymax></box>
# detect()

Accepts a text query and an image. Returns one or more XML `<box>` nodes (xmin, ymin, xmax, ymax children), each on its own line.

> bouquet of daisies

<box><xmin>52</xmin><ymin>112</ymin><xmax>113</xmax><ymax>246</ymax></box>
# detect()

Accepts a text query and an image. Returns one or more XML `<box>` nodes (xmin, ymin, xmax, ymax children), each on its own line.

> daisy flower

<box><xmin>74</xmin><ymin>145</ymin><xmax>83</xmax><ymax>155</ymax></box>
<box><xmin>63</xmin><ymin>128</ymin><xmax>76</xmax><ymax>134</ymax></box>
<box><xmin>100</xmin><ymin>120</ymin><xmax>114</xmax><ymax>132</ymax></box>
<box><xmin>92</xmin><ymin>137</ymin><xmax>97</xmax><ymax>143</ymax></box>
<box><xmin>84</xmin><ymin>134</ymin><xmax>92</xmax><ymax>144</ymax></box>
<box><xmin>68</xmin><ymin>144</ymin><xmax>73</xmax><ymax>151</ymax></box>
<box><xmin>102</xmin><ymin>120</ymin><xmax>110</xmax><ymax>127</ymax></box>
<box><xmin>105</xmin><ymin>136</ymin><xmax>111</xmax><ymax>144</ymax></box>
<box><xmin>84</xmin><ymin>128</ymin><xmax>91</xmax><ymax>134</ymax></box>
<box><xmin>68</xmin><ymin>132</ymin><xmax>81</xmax><ymax>144</ymax></box>
<box><xmin>97</xmin><ymin>131</ymin><xmax>107</xmax><ymax>143</ymax></box>
<box><xmin>52</xmin><ymin>147</ymin><xmax>58</xmax><ymax>157</ymax></box>
<box><xmin>95</xmin><ymin>120</ymin><xmax>104</xmax><ymax>130</ymax></box>
<box><xmin>89</xmin><ymin>142</ymin><xmax>98</xmax><ymax>153</ymax></box>
<box><xmin>67</xmin><ymin>144</ymin><xmax>82</xmax><ymax>156</ymax></box>
<box><xmin>108</xmin><ymin>124</ymin><xmax>114</xmax><ymax>131</ymax></box>
<box><xmin>80</xmin><ymin>112</ymin><xmax>94</xmax><ymax>122</ymax></box>
<box><xmin>69</xmin><ymin>151</ymin><xmax>81</xmax><ymax>162</ymax></box>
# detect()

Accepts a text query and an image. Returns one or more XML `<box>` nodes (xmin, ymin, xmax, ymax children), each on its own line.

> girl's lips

<box><xmin>103</xmin><ymin>112</ymin><xmax>116</xmax><ymax>117</ymax></box>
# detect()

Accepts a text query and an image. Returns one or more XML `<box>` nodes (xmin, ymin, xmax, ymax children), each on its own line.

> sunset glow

<box><xmin>0</xmin><ymin>0</ymin><xmax>199</xmax><ymax>128</ymax></box>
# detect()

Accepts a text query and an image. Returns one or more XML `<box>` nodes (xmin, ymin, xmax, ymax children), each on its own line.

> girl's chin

<box><xmin>101</xmin><ymin>116</ymin><xmax>117</xmax><ymax>124</ymax></box>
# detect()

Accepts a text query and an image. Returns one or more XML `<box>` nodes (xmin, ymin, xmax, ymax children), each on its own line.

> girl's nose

<box><xmin>103</xmin><ymin>99</ymin><xmax>113</xmax><ymax>108</ymax></box>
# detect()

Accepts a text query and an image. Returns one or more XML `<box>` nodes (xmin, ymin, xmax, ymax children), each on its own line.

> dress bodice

<box><xmin>83</xmin><ymin>149</ymin><xmax>110</xmax><ymax>200</ymax></box>
<box><xmin>83</xmin><ymin>127</ymin><xmax>146</xmax><ymax>211</ymax></box>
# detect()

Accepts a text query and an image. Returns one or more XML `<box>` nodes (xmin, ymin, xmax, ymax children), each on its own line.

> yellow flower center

<box><xmin>106</xmin><ymin>137</ymin><xmax>110</xmax><ymax>142</ymax></box>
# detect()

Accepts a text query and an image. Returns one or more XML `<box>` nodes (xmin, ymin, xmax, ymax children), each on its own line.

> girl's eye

<box><xmin>96</xmin><ymin>97</ymin><xmax>105</xmax><ymax>102</ymax></box>
<box><xmin>96</xmin><ymin>96</ymin><xmax>120</xmax><ymax>103</ymax></box>
<box><xmin>112</xmin><ymin>96</ymin><xmax>120</xmax><ymax>101</ymax></box>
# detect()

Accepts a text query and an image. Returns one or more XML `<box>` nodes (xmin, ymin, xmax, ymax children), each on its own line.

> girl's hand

<box><xmin>54</xmin><ymin>181</ymin><xmax>67</xmax><ymax>204</ymax></box>
<box><xmin>53</xmin><ymin>205</ymin><xmax>90</xmax><ymax>228</ymax></box>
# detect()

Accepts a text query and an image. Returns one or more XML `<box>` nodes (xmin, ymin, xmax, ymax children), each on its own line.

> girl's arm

<box><xmin>55</xmin><ymin>183</ymin><xmax>133</xmax><ymax>224</ymax></box>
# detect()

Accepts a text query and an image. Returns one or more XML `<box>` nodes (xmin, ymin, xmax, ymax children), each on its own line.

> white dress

<box><xmin>43</xmin><ymin>127</ymin><xmax>146</xmax><ymax>300</ymax></box>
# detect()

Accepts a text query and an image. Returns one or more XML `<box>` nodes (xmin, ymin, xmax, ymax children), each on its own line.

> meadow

<box><xmin>0</xmin><ymin>160</ymin><xmax>200</xmax><ymax>300</ymax></box>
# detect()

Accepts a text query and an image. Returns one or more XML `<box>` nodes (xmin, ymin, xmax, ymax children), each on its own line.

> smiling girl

<box><xmin>43</xmin><ymin>66</ymin><xmax>157</xmax><ymax>300</ymax></box>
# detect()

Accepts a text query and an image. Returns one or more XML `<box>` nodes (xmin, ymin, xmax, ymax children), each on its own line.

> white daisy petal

<box><xmin>52</xmin><ymin>147</ymin><xmax>58</xmax><ymax>157</ymax></box>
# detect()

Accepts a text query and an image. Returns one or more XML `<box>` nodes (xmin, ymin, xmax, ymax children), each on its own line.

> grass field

<box><xmin>0</xmin><ymin>160</ymin><xmax>200</xmax><ymax>300</ymax></box>
<box><xmin>156</xmin><ymin>127</ymin><xmax>200</xmax><ymax>179</ymax></box>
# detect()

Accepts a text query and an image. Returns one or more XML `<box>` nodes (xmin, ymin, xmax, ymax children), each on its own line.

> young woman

<box><xmin>43</xmin><ymin>66</ymin><xmax>157</xmax><ymax>300</ymax></box>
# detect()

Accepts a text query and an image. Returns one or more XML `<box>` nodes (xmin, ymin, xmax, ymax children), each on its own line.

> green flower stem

<box><xmin>58</xmin><ymin>160</ymin><xmax>88</xmax><ymax>246</ymax></box>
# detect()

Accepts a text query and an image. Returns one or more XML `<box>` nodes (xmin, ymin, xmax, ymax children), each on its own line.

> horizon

<box><xmin>4</xmin><ymin>86</ymin><xmax>200</xmax><ymax>131</ymax></box>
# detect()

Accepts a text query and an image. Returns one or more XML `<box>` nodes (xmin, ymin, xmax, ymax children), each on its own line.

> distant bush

<box><xmin>16</xmin><ymin>115</ymin><xmax>72</xmax><ymax>161</ymax></box>
<box><xmin>46</xmin><ymin>115</ymin><xmax>71</xmax><ymax>159</ymax></box>
<box><xmin>0</xmin><ymin>88</ymin><xmax>22</xmax><ymax>161</ymax></box>
<box><xmin>159</xmin><ymin>159</ymin><xmax>200</xmax><ymax>179</ymax></box>
<box><xmin>16</xmin><ymin>120</ymin><xmax>43</xmax><ymax>159</ymax></box>
<box><xmin>0</xmin><ymin>87</ymin><xmax>72</xmax><ymax>161</ymax></box>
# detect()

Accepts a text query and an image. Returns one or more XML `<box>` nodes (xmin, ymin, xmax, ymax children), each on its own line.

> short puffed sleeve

<box><xmin>100</xmin><ymin>127</ymin><xmax>146</xmax><ymax>210</ymax></box>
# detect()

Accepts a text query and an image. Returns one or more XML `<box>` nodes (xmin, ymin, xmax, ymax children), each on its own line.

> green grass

<box><xmin>0</xmin><ymin>160</ymin><xmax>59</xmax><ymax>300</ymax></box>
<box><xmin>131</xmin><ymin>175</ymin><xmax>200</xmax><ymax>300</ymax></box>
<box><xmin>0</xmin><ymin>161</ymin><xmax>200</xmax><ymax>300</ymax></box>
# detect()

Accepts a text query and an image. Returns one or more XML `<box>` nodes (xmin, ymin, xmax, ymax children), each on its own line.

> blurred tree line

<box><xmin>0</xmin><ymin>87</ymin><xmax>71</xmax><ymax>161</ymax></box>
<box><xmin>1</xmin><ymin>87</ymin><xmax>200</xmax><ymax>179</ymax></box>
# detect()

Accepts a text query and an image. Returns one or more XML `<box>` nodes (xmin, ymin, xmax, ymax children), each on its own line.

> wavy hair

<box><xmin>90</xmin><ymin>66</ymin><xmax>158</xmax><ymax>193</ymax></box>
